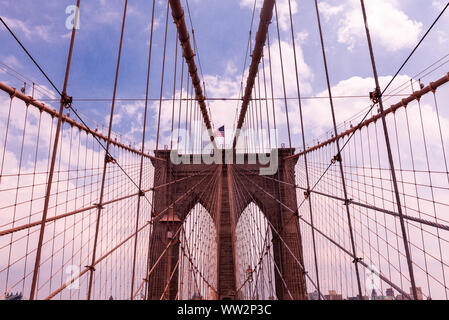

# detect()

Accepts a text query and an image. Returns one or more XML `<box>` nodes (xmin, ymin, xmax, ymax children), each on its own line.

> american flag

<box><xmin>216</xmin><ymin>125</ymin><xmax>225</xmax><ymax>137</ymax></box>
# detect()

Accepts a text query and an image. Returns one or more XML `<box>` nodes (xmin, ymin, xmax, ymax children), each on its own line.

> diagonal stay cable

<box><xmin>0</xmin><ymin>17</ymin><xmax>62</xmax><ymax>96</ymax></box>
<box><xmin>286</xmin><ymin>1</ymin><xmax>449</xmax><ymax>219</ymax></box>
<box><xmin>179</xmin><ymin>225</ymin><xmax>219</xmax><ymax>295</ymax></box>
<box><xmin>132</xmin><ymin>166</ymin><xmax>220</xmax><ymax>299</ymax></box>
<box><xmin>235</xmin><ymin>165</ymin><xmax>449</xmax><ymax>232</ymax></box>
<box><xmin>232</xmin><ymin>166</ymin><xmax>325</xmax><ymax>299</ymax></box>
<box><xmin>233</xmin><ymin>166</ymin><xmax>412</xmax><ymax>300</ymax></box>
<box><xmin>46</xmin><ymin>165</ymin><xmax>218</xmax><ymax>300</ymax></box>
<box><xmin>0</xmin><ymin>15</ymin><xmax>159</xmax><ymax>211</ymax></box>
<box><xmin>0</xmin><ymin>165</ymin><xmax>214</xmax><ymax>237</ymax></box>
<box><xmin>381</xmin><ymin>1</ymin><xmax>449</xmax><ymax>96</ymax></box>
<box><xmin>230</xmin><ymin>167</ymin><xmax>296</xmax><ymax>300</ymax></box>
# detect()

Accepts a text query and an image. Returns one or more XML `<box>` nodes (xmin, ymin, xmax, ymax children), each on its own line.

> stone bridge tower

<box><xmin>146</xmin><ymin>149</ymin><xmax>307</xmax><ymax>300</ymax></box>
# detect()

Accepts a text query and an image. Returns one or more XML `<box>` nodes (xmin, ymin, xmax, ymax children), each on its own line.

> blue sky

<box><xmin>1</xmin><ymin>0</ymin><xmax>449</xmax><ymax>299</ymax></box>
<box><xmin>1</xmin><ymin>0</ymin><xmax>449</xmax><ymax>150</ymax></box>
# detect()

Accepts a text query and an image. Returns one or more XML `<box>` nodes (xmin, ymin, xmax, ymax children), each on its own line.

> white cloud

<box><xmin>268</xmin><ymin>39</ymin><xmax>314</xmax><ymax>96</ymax></box>
<box><xmin>196</xmin><ymin>37</ymin><xmax>315</xmax><ymax>149</ymax></box>
<box><xmin>436</xmin><ymin>30</ymin><xmax>448</xmax><ymax>44</ymax></box>
<box><xmin>240</xmin><ymin>0</ymin><xmax>298</xmax><ymax>32</ymax></box>
<box><xmin>319</xmin><ymin>0</ymin><xmax>423</xmax><ymax>52</ymax></box>
<box><xmin>85</xmin><ymin>0</ymin><xmax>140</xmax><ymax>27</ymax></box>
<box><xmin>225</xmin><ymin>61</ymin><xmax>238</xmax><ymax>76</ymax></box>
<box><xmin>303</xmin><ymin>76</ymin><xmax>399</xmax><ymax>136</ymax></box>
<box><xmin>202</xmin><ymin>74</ymin><xmax>241</xmax><ymax>131</ymax></box>
<box><xmin>432</xmin><ymin>0</ymin><xmax>447</xmax><ymax>10</ymax></box>
<box><xmin>0</xmin><ymin>87</ymin><xmax>155</xmax><ymax>298</ymax></box>
<box><xmin>296</xmin><ymin>31</ymin><xmax>309</xmax><ymax>44</ymax></box>
<box><xmin>2</xmin><ymin>17</ymin><xmax>52</xmax><ymax>42</ymax></box>
<box><xmin>432</xmin><ymin>0</ymin><xmax>449</xmax><ymax>44</ymax></box>
<box><xmin>1</xmin><ymin>55</ymin><xmax>23</xmax><ymax>70</ymax></box>
<box><xmin>318</xmin><ymin>1</ymin><xmax>344</xmax><ymax>20</ymax></box>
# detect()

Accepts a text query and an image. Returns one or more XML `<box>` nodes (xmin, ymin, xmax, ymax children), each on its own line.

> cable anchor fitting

<box><xmin>139</xmin><ymin>190</ymin><xmax>146</xmax><ymax>197</ymax></box>
<box><xmin>352</xmin><ymin>257</ymin><xmax>363</xmax><ymax>264</ymax></box>
<box><xmin>304</xmin><ymin>189</ymin><xmax>311</xmax><ymax>199</ymax></box>
<box><xmin>9</xmin><ymin>88</ymin><xmax>18</xmax><ymax>100</ymax></box>
<box><xmin>343</xmin><ymin>199</ymin><xmax>353</xmax><ymax>206</ymax></box>
<box><xmin>331</xmin><ymin>153</ymin><xmax>342</xmax><ymax>164</ymax></box>
<box><xmin>369</xmin><ymin>87</ymin><xmax>381</xmax><ymax>104</ymax></box>
<box><xmin>61</xmin><ymin>92</ymin><xmax>73</xmax><ymax>109</ymax></box>
<box><xmin>85</xmin><ymin>265</ymin><xmax>96</xmax><ymax>272</ymax></box>
<box><xmin>105</xmin><ymin>154</ymin><xmax>117</xmax><ymax>165</ymax></box>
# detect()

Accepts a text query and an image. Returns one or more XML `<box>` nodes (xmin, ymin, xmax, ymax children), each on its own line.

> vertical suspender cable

<box><xmin>313</xmin><ymin>0</ymin><xmax>363</xmax><ymax>299</ymax></box>
<box><xmin>131</xmin><ymin>0</ymin><xmax>156</xmax><ymax>300</ymax></box>
<box><xmin>274</xmin><ymin>1</ymin><xmax>292</xmax><ymax>151</ymax></box>
<box><xmin>170</xmin><ymin>32</ymin><xmax>179</xmax><ymax>150</ymax></box>
<box><xmin>87</xmin><ymin>0</ymin><xmax>128</xmax><ymax>300</ymax></box>
<box><xmin>177</xmin><ymin>61</ymin><xmax>185</xmax><ymax>147</ymax></box>
<box><xmin>359</xmin><ymin>0</ymin><xmax>418</xmax><ymax>299</ymax></box>
<box><xmin>29</xmin><ymin>0</ymin><xmax>81</xmax><ymax>300</ymax></box>
<box><xmin>156</xmin><ymin>2</ymin><xmax>170</xmax><ymax>151</ymax></box>
<box><xmin>287</xmin><ymin>0</ymin><xmax>321</xmax><ymax>299</ymax></box>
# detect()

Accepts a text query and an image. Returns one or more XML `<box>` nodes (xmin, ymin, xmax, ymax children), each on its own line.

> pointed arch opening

<box><xmin>178</xmin><ymin>203</ymin><xmax>218</xmax><ymax>300</ymax></box>
<box><xmin>235</xmin><ymin>202</ymin><xmax>277</xmax><ymax>300</ymax></box>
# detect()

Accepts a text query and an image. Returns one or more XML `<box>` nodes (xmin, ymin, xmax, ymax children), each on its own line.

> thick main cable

<box><xmin>233</xmin><ymin>0</ymin><xmax>275</xmax><ymax>149</ymax></box>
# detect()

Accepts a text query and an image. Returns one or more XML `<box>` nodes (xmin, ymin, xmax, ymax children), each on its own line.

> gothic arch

<box><xmin>147</xmin><ymin>149</ymin><xmax>307</xmax><ymax>300</ymax></box>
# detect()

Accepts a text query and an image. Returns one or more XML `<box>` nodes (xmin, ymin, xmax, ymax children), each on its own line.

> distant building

<box><xmin>369</xmin><ymin>289</ymin><xmax>397</xmax><ymax>300</ymax></box>
<box><xmin>325</xmin><ymin>290</ymin><xmax>343</xmax><ymax>300</ymax></box>
<box><xmin>308</xmin><ymin>290</ymin><xmax>320</xmax><ymax>301</ymax></box>
<box><xmin>386</xmin><ymin>288</ymin><xmax>394</xmax><ymax>298</ymax></box>
<box><xmin>191</xmin><ymin>292</ymin><xmax>203</xmax><ymax>300</ymax></box>
<box><xmin>5</xmin><ymin>292</ymin><xmax>23</xmax><ymax>300</ymax></box>
<box><xmin>348</xmin><ymin>295</ymin><xmax>370</xmax><ymax>300</ymax></box>
<box><xmin>411</xmin><ymin>287</ymin><xmax>423</xmax><ymax>300</ymax></box>
<box><xmin>398</xmin><ymin>287</ymin><xmax>424</xmax><ymax>300</ymax></box>
<box><xmin>371</xmin><ymin>289</ymin><xmax>378</xmax><ymax>300</ymax></box>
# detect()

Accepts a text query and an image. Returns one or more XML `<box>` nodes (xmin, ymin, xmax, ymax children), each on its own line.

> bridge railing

<box><xmin>0</xmin><ymin>85</ymin><xmax>155</xmax><ymax>300</ymax></box>
<box><xmin>295</xmin><ymin>74</ymin><xmax>449</xmax><ymax>300</ymax></box>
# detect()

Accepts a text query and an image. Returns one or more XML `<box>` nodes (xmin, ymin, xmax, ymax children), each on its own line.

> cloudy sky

<box><xmin>0</xmin><ymin>0</ymin><xmax>448</xmax><ymax>150</ymax></box>
<box><xmin>1</xmin><ymin>0</ymin><xmax>449</xmax><ymax>300</ymax></box>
